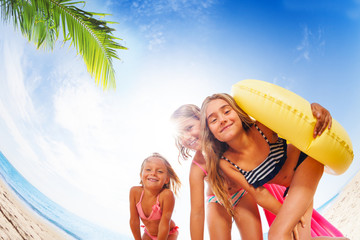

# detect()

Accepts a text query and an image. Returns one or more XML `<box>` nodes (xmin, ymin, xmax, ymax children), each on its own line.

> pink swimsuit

<box><xmin>136</xmin><ymin>190</ymin><xmax>178</xmax><ymax>240</ymax></box>
<box><xmin>192</xmin><ymin>160</ymin><xmax>208</xmax><ymax>175</ymax></box>
<box><xmin>136</xmin><ymin>190</ymin><xmax>162</xmax><ymax>220</ymax></box>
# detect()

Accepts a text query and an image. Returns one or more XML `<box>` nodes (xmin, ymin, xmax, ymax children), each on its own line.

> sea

<box><xmin>0</xmin><ymin>151</ymin><xmax>131</xmax><ymax>240</ymax></box>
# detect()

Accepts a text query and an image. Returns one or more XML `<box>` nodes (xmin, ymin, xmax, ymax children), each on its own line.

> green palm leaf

<box><xmin>0</xmin><ymin>0</ymin><xmax>127</xmax><ymax>89</ymax></box>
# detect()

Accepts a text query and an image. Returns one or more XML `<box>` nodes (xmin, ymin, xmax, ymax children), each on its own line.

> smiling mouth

<box><xmin>189</xmin><ymin>138</ymin><xmax>198</xmax><ymax>146</ymax></box>
<box><xmin>147</xmin><ymin>178</ymin><xmax>158</xmax><ymax>182</ymax></box>
<box><xmin>187</xmin><ymin>138</ymin><xmax>199</xmax><ymax>148</ymax></box>
<box><xmin>221</xmin><ymin>123</ymin><xmax>233</xmax><ymax>133</ymax></box>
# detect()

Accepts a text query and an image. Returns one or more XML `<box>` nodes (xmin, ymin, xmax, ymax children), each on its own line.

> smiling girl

<box><xmin>171</xmin><ymin>104</ymin><xmax>263</xmax><ymax>240</ymax></box>
<box><xmin>200</xmin><ymin>93</ymin><xmax>348</xmax><ymax>240</ymax></box>
<box><xmin>129</xmin><ymin>153</ymin><xmax>181</xmax><ymax>240</ymax></box>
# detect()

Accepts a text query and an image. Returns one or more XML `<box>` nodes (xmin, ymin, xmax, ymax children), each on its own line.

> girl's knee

<box><xmin>168</xmin><ymin>231</ymin><xmax>178</xmax><ymax>240</ymax></box>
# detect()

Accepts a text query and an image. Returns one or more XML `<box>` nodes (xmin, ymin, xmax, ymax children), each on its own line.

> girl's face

<box><xmin>180</xmin><ymin>118</ymin><xmax>201</xmax><ymax>151</ymax></box>
<box><xmin>141</xmin><ymin>157</ymin><xmax>169</xmax><ymax>190</ymax></box>
<box><xmin>206</xmin><ymin>98</ymin><xmax>242</xmax><ymax>142</ymax></box>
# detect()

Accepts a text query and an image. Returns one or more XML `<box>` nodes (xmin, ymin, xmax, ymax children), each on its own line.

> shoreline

<box><xmin>0</xmin><ymin>177</ymin><xmax>72</xmax><ymax>240</ymax></box>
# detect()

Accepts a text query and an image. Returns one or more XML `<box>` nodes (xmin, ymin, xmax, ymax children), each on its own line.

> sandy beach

<box><xmin>0</xmin><ymin>170</ymin><xmax>358</xmax><ymax>240</ymax></box>
<box><xmin>0</xmin><ymin>178</ymin><xmax>71</xmax><ymax>240</ymax></box>
<box><xmin>324</xmin><ymin>170</ymin><xmax>360</xmax><ymax>240</ymax></box>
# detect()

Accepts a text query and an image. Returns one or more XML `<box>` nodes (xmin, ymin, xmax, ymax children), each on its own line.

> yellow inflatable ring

<box><xmin>231</xmin><ymin>79</ymin><xmax>353</xmax><ymax>175</ymax></box>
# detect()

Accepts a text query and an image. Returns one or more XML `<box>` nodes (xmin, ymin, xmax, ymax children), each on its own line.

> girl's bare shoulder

<box><xmin>255</xmin><ymin>121</ymin><xmax>274</xmax><ymax>134</ymax></box>
<box><xmin>159</xmin><ymin>189</ymin><xmax>175</xmax><ymax>204</ymax></box>
<box><xmin>160</xmin><ymin>188</ymin><xmax>174</xmax><ymax>197</ymax></box>
<box><xmin>129</xmin><ymin>186</ymin><xmax>143</xmax><ymax>196</ymax></box>
<box><xmin>190</xmin><ymin>159</ymin><xmax>207</xmax><ymax>180</ymax></box>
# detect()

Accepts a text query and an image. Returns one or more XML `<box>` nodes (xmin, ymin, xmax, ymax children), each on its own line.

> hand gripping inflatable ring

<box><xmin>231</xmin><ymin>79</ymin><xmax>353</xmax><ymax>175</ymax></box>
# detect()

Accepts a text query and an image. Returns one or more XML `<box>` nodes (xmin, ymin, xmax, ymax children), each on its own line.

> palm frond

<box><xmin>0</xmin><ymin>0</ymin><xmax>127</xmax><ymax>89</ymax></box>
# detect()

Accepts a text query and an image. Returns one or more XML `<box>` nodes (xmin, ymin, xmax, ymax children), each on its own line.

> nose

<box><xmin>218</xmin><ymin>114</ymin><xmax>227</xmax><ymax>125</ymax></box>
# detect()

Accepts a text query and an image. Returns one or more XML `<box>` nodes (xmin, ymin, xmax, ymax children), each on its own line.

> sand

<box><xmin>0</xmin><ymin>178</ymin><xmax>72</xmax><ymax>240</ymax></box>
<box><xmin>323</xmin><ymin>170</ymin><xmax>360</xmax><ymax>240</ymax></box>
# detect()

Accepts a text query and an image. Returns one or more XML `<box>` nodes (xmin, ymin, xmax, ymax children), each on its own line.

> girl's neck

<box><xmin>143</xmin><ymin>186</ymin><xmax>163</xmax><ymax>197</ymax></box>
<box><xmin>226</xmin><ymin>125</ymin><xmax>255</xmax><ymax>154</ymax></box>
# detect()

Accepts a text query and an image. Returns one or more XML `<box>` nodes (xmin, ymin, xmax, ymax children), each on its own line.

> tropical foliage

<box><xmin>0</xmin><ymin>0</ymin><xmax>127</xmax><ymax>89</ymax></box>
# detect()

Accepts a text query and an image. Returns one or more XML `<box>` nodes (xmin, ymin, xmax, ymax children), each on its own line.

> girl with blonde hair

<box><xmin>171</xmin><ymin>104</ymin><xmax>263</xmax><ymax>240</ymax></box>
<box><xmin>129</xmin><ymin>153</ymin><xmax>181</xmax><ymax>240</ymax></box>
<box><xmin>200</xmin><ymin>93</ymin><xmax>348</xmax><ymax>240</ymax></box>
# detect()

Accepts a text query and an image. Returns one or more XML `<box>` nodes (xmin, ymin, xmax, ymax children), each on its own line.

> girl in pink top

<box><xmin>129</xmin><ymin>153</ymin><xmax>181</xmax><ymax>240</ymax></box>
<box><xmin>171</xmin><ymin>105</ymin><xmax>263</xmax><ymax>240</ymax></box>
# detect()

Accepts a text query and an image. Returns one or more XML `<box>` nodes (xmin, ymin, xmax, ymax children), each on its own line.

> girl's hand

<box><xmin>298</xmin><ymin>215</ymin><xmax>306</xmax><ymax>228</ymax></box>
<box><xmin>311</xmin><ymin>103</ymin><xmax>332</xmax><ymax>138</ymax></box>
<box><xmin>291</xmin><ymin>215</ymin><xmax>306</xmax><ymax>240</ymax></box>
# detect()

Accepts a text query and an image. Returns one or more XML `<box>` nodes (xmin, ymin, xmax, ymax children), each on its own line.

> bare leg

<box><xmin>268</xmin><ymin>156</ymin><xmax>324</xmax><ymax>240</ymax></box>
<box><xmin>207</xmin><ymin>202</ymin><xmax>232</xmax><ymax>240</ymax></box>
<box><xmin>233</xmin><ymin>193</ymin><xmax>263</xmax><ymax>240</ymax></box>
<box><xmin>167</xmin><ymin>231</ymin><xmax>179</xmax><ymax>240</ymax></box>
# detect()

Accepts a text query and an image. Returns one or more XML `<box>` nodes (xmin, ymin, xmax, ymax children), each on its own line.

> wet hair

<box><xmin>200</xmin><ymin>93</ymin><xmax>255</xmax><ymax>215</ymax></box>
<box><xmin>170</xmin><ymin>104</ymin><xmax>200</xmax><ymax>161</ymax></box>
<box><xmin>140</xmin><ymin>152</ymin><xmax>181</xmax><ymax>195</ymax></box>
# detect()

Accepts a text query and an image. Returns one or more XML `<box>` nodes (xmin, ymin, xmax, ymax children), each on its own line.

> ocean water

<box><xmin>0</xmin><ymin>151</ymin><xmax>131</xmax><ymax>240</ymax></box>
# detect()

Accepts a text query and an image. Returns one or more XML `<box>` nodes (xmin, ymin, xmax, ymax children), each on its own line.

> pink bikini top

<box><xmin>136</xmin><ymin>190</ymin><xmax>162</xmax><ymax>221</ymax></box>
<box><xmin>193</xmin><ymin>160</ymin><xmax>208</xmax><ymax>176</ymax></box>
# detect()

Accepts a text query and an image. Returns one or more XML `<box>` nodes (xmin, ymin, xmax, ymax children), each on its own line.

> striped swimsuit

<box><xmin>222</xmin><ymin>124</ymin><xmax>287</xmax><ymax>188</ymax></box>
<box><xmin>192</xmin><ymin>160</ymin><xmax>247</xmax><ymax>206</ymax></box>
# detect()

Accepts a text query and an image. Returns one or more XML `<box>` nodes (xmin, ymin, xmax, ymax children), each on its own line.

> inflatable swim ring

<box><xmin>231</xmin><ymin>79</ymin><xmax>353</xmax><ymax>175</ymax></box>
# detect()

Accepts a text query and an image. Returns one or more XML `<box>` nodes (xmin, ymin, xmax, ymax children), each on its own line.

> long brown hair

<box><xmin>200</xmin><ymin>93</ymin><xmax>254</xmax><ymax>215</ymax></box>
<box><xmin>170</xmin><ymin>104</ymin><xmax>200</xmax><ymax>161</ymax></box>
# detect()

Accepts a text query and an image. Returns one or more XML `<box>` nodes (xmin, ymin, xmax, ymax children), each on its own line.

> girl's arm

<box><xmin>219</xmin><ymin>160</ymin><xmax>282</xmax><ymax>215</ymax></box>
<box><xmin>129</xmin><ymin>187</ymin><xmax>142</xmax><ymax>240</ymax></box>
<box><xmin>158</xmin><ymin>189</ymin><xmax>176</xmax><ymax>240</ymax></box>
<box><xmin>189</xmin><ymin>153</ymin><xmax>206</xmax><ymax>240</ymax></box>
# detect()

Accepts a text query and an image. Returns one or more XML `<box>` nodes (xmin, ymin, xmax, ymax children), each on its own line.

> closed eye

<box><xmin>224</xmin><ymin>106</ymin><xmax>232</xmax><ymax>115</ymax></box>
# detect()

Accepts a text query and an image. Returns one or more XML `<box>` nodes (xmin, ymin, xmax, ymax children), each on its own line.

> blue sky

<box><xmin>0</xmin><ymin>0</ymin><xmax>359</xmax><ymax>239</ymax></box>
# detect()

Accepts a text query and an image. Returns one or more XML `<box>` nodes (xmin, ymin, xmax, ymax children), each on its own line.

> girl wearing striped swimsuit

<box><xmin>201</xmin><ymin>93</ymin><xmax>348</xmax><ymax>240</ymax></box>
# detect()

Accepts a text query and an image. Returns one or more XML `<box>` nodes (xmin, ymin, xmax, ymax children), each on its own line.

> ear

<box><xmin>139</xmin><ymin>173</ymin><xmax>143</xmax><ymax>185</ymax></box>
<box><xmin>165</xmin><ymin>176</ymin><xmax>170</xmax><ymax>185</ymax></box>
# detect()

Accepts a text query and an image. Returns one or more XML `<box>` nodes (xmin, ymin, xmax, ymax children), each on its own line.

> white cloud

<box><xmin>2</xmin><ymin>37</ymin><xmax>37</xmax><ymax>123</ymax></box>
<box><xmin>130</xmin><ymin>0</ymin><xmax>200</xmax><ymax>16</ymax></box>
<box><xmin>114</xmin><ymin>0</ymin><xmax>218</xmax><ymax>51</ymax></box>
<box><xmin>296</xmin><ymin>26</ymin><xmax>311</xmax><ymax>61</ymax></box>
<box><xmin>0</xmin><ymin>100</ymin><xmax>39</xmax><ymax>163</ymax></box>
<box><xmin>295</xmin><ymin>25</ymin><xmax>326</xmax><ymax>62</ymax></box>
<box><xmin>0</xmin><ymin>26</ymin><xmax>42</xmax><ymax>170</ymax></box>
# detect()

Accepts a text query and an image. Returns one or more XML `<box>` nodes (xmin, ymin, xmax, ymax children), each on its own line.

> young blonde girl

<box><xmin>171</xmin><ymin>104</ymin><xmax>263</xmax><ymax>240</ymax></box>
<box><xmin>129</xmin><ymin>153</ymin><xmax>181</xmax><ymax>240</ymax></box>
<box><xmin>200</xmin><ymin>93</ymin><xmax>348</xmax><ymax>240</ymax></box>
